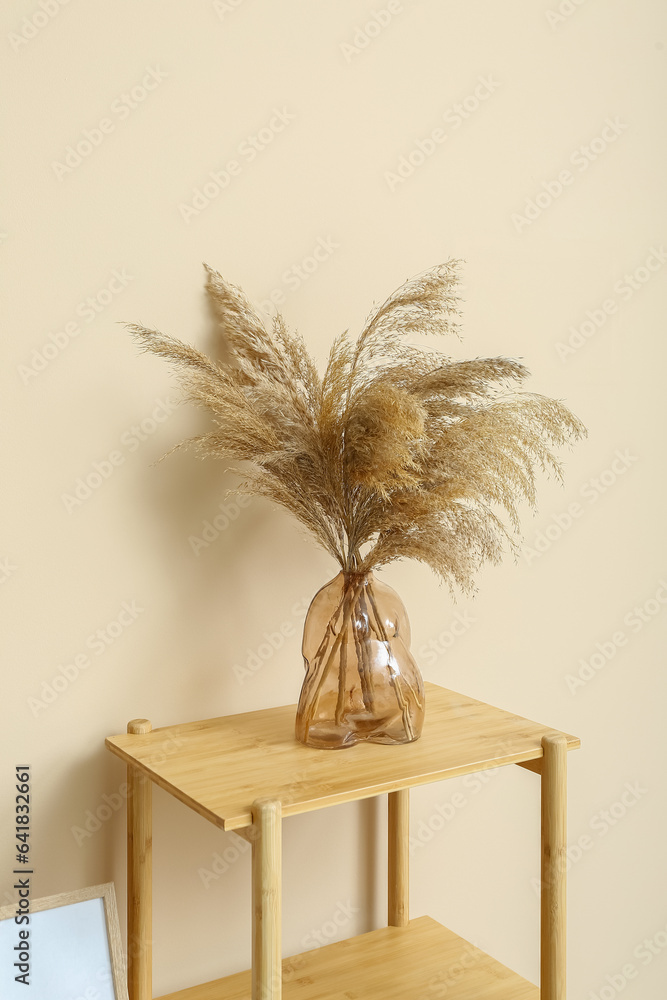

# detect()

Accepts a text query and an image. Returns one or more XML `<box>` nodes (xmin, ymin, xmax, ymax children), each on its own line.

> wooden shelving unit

<box><xmin>105</xmin><ymin>681</ymin><xmax>580</xmax><ymax>999</ymax></box>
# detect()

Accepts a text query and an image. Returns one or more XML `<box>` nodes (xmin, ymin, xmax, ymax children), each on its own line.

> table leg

<box><xmin>127</xmin><ymin>719</ymin><xmax>152</xmax><ymax>1000</ymax></box>
<box><xmin>540</xmin><ymin>734</ymin><xmax>567</xmax><ymax>1000</ymax></box>
<box><xmin>388</xmin><ymin>789</ymin><xmax>410</xmax><ymax>927</ymax></box>
<box><xmin>252</xmin><ymin>799</ymin><xmax>282</xmax><ymax>1000</ymax></box>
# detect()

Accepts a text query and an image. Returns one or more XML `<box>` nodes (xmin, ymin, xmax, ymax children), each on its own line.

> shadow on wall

<box><xmin>96</xmin><ymin>302</ymin><xmax>383</xmax><ymax>967</ymax></box>
<box><xmin>42</xmin><ymin>746</ymin><xmax>129</xmax><ymax>900</ymax></box>
<box><xmin>359</xmin><ymin>796</ymin><xmax>382</xmax><ymax>930</ymax></box>
<box><xmin>125</xmin><ymin>297</ymin><xmax>295</xmax><ymax>716</ymax></box>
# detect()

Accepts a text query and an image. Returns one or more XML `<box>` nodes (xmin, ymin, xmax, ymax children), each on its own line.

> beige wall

<box><xmin>2</xmin><ymin>0</ymin><xmax>666</xmax><ymax>996</ymax></box>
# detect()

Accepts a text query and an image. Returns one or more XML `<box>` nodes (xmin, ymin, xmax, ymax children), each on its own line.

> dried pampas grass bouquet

<box><xmin>128</xmin><ymin>260</ymin><xmax>586</xmax><ymax>748</ymax></box>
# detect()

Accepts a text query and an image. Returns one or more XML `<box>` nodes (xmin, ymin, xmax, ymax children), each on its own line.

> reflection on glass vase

<box><xmin>295</xmin><ymin>571</ymin><xmax>425</xmax><ymax>749</ymax></box>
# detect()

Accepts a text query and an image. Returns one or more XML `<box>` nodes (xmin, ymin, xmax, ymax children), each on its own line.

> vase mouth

<box><xmin>336</xmin><ymin>569</ymin><xmax>374</xmax><ymax>582</ymax></box>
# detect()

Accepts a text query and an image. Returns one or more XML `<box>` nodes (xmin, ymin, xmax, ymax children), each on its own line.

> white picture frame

<box><xmin>0</xmin><ymin>882</ymin><xmax>128</xmax><ymax>1000</ymax></box>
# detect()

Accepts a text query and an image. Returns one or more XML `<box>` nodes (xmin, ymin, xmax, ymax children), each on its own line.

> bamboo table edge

<box><xmin>108</xmin><ymin>740</ymin><xmax>579</xmax><ymax>831</ymax></box>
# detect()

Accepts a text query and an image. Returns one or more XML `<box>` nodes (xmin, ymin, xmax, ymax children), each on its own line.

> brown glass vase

<box><xmin>295</xmin><ymin>571</ymin><xmax>425</xmax><ymax>749</ymax></box>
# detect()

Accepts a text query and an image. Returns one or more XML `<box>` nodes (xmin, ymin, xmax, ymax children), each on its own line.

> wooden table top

<box><xmin>105</xmin><ymin>682</ymin><xmax>579</xmax><ymax>830</ymax></box>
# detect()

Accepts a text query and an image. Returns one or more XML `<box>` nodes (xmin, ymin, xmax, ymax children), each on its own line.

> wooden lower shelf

<box><xmin>157</xmin><ymin>915</ymin><xmax>538</xmax><ymax>999</ymax></box>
